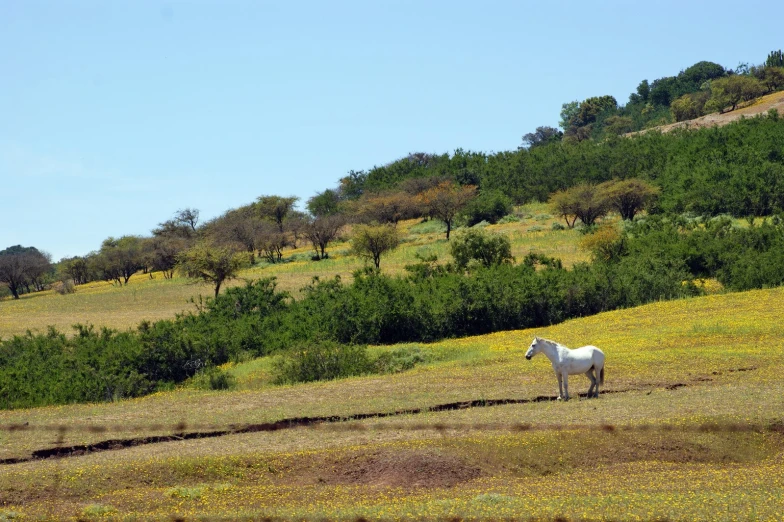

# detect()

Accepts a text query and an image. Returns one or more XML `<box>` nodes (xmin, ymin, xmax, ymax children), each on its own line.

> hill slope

<box><xmin>632</xmin><ymin>90</ymin><xmax>784</xmax><ymax>135</ymax></box>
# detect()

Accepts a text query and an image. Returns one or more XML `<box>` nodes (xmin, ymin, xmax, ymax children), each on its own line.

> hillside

<box><xmin>1</xmin><ymin>286</ymin><xmax>783</xmax><ymax>519</ymax></box>
<box><xmin>0</xmin><ymin>204</ymin><xmax>584</xmax><ymax>340</ymax></box>
<box><xmin>631</xmin><ymin>90</ymin><xmax>784</xmax><ymax>135</ymax></box>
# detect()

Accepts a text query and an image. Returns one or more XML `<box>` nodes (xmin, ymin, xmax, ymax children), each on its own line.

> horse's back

<box><xmin>578</xmin><ymin>345</ymin><xmax>605</xmax><ymax>367</ymax></box>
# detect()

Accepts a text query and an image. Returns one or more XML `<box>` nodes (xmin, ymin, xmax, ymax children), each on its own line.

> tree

<box><xmin>350</xmin><ymin>223</ymin><xmax>400</xmax><ymax>269</ymax></box>
<box><xmin>0</xmin><ymin>246</ymin><xmax>53</xmax><ymax>299</ymax></box>
<box><xmin>307</xmin><ymin>189</ymin><xmax>342</xmax><ymax>217</ymax></box>
<box><xmin>338</xmin><ymin>170</ymin><xmax>368</xmax><ymax>200</ymax></box>
<box><xmin>548</xmin><ymin>184</ymin><xmax>609</xmax><ymax>228</ymax></box>
<box><xmin>762</xmin><ymin>67</ymin><xmax>784</xmax><ymax>93</ymax></box>
<box><xmin>257</xmin><ymin>222</ymin><xmax>287</xmax><ymax>263</ymax></box>
<box><xmin>521</xmin><ymin>126</ymin><xmax>563</xmax><ymax>149</ymax></box>
<box><xmin>203</xmin><ymin>206</ymin><xmax>264</xmax><ymax>256</ymax></box>
<box><xmin>177</xmin><ymin>242</ymin><xmax>251</xmax><ymax>298</ymax></box>
<box><xmin>765</xmin><ymin>49</ymin><xmax>784</xmax><ymax>68</ymax></box>
<box><xmin>559</xmin><ymin>101</ymin><xmax>580</xmax><ymax>130</ymax></box>
<box><xmin>305</xmin><ymin>214</ymin><xmax>345</xmax><ymax>260</ymax></box>
<box><xmin>59</xmin><ymin>256</ymin><xmax>91</xmax><ymax>285</ymax></box>
<box><xmin>461</xmin><ymin>189</ymin><xmax>513</xmax><ymax>226</ymax></box>
<box><xmin>144</xmin><ymin>236</ymin><xmax>188</xmax><ymax>279</ymax></box>
<box><xmin>174</xmin><ymin>208</ymin><xmax>200</xmax><ymax>232</ymax></box>
<box><xmin>417</xmin><ymin>181</ymin><xmax>477</xmax><ymax>239</ymax></box>
<box><xmin>94</xmin><ymin>236</ymin><xmax>144</xmax><ymax>285</ymax></box>
<box><xmin>349</xmin><ymin>190</ymin><xmax>419</xmax><ymax>226</ymax></box>
<box><xmin>603</xmin><ymin>115</ymin><xmax>635</xmax><ymax>135</ymax></box>
<box><xmin>256</xmin><ymin>195</ymin><xmax>298</xmax><ymax>232</ymax></box>
<box><xmin>450</xmin><ymin>229</ymin><xmax>513</xmax><ymax>270</ymax></box>
<box><xmin>670</xmin><ymin>91</ymin><xmax>710</xmax><ymax>122</ymax></box>
<box><xmin>705</xmin><ymin>75</ymin><xmax>765</xmax><ymax>113</ymax></box>
<box><xmin>598</xmin><ymin>179</ymin><xmax>660</xmax><ymax>220</ymax></box>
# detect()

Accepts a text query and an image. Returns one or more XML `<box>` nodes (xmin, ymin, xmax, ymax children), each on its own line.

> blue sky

<box><xmin>1</xmin><ymin>0</ymin><xmax>781</xmax><ymax>260</ymax></box>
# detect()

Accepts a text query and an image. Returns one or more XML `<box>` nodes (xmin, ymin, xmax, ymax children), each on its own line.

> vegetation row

<box><xmin>2</xmin><ymin>214</ymin><xmax>784</xmax><ymax>409</ymax></box>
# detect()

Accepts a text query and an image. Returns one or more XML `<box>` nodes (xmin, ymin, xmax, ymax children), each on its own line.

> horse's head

<box><xmin>525</xmin><ymin>336</ymin><xmax>542</xmax><ymax>360</ymax></box>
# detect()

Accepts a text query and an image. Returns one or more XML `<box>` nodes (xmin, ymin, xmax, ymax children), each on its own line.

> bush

<box><xmin>461</xmin><ymin>190</ymin><xmax>513</xmax><ymax>226</ymax></box>
<box><xmin>190</xmin><ymin>366</ymin><xmax>237</xmax><ymax>391</ymax></box>
<box><xmin>54</xmin><ymin>279</ymin><xmax>76</xmax><ymax>295</ymax></box>
<box><xmin>273</xmin><ymin>341</ymin><xmax>372</xmax><ymax>384</ymax></box>
<box><xmin>450</xmin><ymin>229</ymin><xmax>514</xmax><ymax>270</ymax></box>
<box><xmin>373</xmin><ymin>346</ymin><xmax>431</xmax><ymax>374</ymax></box>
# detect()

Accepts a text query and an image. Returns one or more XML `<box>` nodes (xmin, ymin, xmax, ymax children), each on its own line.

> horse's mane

<box><xmin>538</xmin><ymin>337</ymin><xmax>568</xmax><ymax>349</ymax></box>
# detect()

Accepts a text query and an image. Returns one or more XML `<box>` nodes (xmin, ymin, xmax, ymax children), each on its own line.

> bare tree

<box><xmin>417</xmin><ymin>181</ymin><xmax>478</xmax><ymax>239</ymax></box>
<box><xmin>175</xmin><ymin>208</ymin><xmax>200</xmax><ymax>232</ymax></box>
<box><xmin>0</xmin><ymin>246</ymin><xmax>53</xmax><ymax>298</ymax></box>
<box><xmin>306</xmin><ymin>215</ymin><xmax>345</xmax><ymax>260</ymax></box>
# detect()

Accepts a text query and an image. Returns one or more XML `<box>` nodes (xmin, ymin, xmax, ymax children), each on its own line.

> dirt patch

<box><xmin>302</xmin><ymin>449</ymin><xmax>481</xmax><ymax>488</ymax></box>
<box><xmin>628</xmin><ymin>91</ymin><xmax>784</xmax><ymax>136</ymax></box>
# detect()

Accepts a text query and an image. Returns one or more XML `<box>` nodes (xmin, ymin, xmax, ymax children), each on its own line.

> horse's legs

<box><xmin>556</xmin><ymin>372</ymin><xmax>564</xmax><ymax>400</ymax></box>
<box><xmin>563</xmin><ymin>373</ymin><xmax>570</xmax><ymax>401</ymax></box>
<box><xmin>595</xmin><ymin>366</ymin><xmax>601</xmax><ymax>398</ymax></box>
<box><xmin>586</xmin><ymin>370</ymin><xmax>596</xmax><ymax>398</ymax></box>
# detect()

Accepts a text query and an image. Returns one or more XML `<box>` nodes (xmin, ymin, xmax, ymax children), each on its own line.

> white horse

<box><xmin>525</xmin><ymin>336</ymin><xmax>605</xmax><ymax>400</ymax></box>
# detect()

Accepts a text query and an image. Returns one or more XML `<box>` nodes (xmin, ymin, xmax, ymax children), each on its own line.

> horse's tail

<box><xmin>599</xmin><ymin>365</ymin><xmax>605</xmax><ymax>385</ymax></box>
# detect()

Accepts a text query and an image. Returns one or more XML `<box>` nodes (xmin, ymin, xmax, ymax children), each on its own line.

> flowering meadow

<box><xmin>1</xmin><ymin>285</ymin><xmax>783</xmax><ymax>520</ymax></box>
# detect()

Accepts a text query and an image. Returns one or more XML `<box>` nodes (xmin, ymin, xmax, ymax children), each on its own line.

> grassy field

<box><xmin>0</xmin><ymin>203</ymin><xmax>587</xmax><ymax>340</ymax></box>
<box><xmin>1</xmin><ymin>285</ymin><xmax>783</xmax><ymax>520</ymax></box>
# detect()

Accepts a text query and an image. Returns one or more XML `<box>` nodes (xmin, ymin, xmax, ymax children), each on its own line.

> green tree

<box><xmin>548</xmin><ymin>184</ymin><xmax>609</xmax><ymax>228</ymax></box>
<box><xmin>762</xmin><ymin>67</ymin><xmax>784</xmax><ymax>92</ymax></box>
<box><xmin>177</xmin><ymin>242</ymin><xmax>251</xmax><ymax>298</ymax></box>
<box><xmin>256</xmin><ymin>195</ymin><xmax>299</xmax><ymax>232</ymax></box>
<box><xmin>705</xmin><ymin>75</ymin><xmax>765</xmax><ymax>113</ymax></box>
<box><xmin>598</xmin><ymin>178</ymin><xmax>660</xmax><ymax>220</ymax></box>
<box><xmin>671</xmin><ymin>92</ymin><xmax>709</xmax><ymax>122</ymax></box>
<box><xmin>764</xmin><ymin>49</ymin><xmax>784</xmax><ymax>68</ymax></box>
<box><xmin>461</xmin><ymin>189</ymin><xmax>513</xmax><ymax>226</ymax></box>
<box><xmin>559</xmin><ymin>101</ymin><xmax>580</xmax><ymax>130</ymax></box>
<box><xmin>307</xmin><ymin>189</ymin><xmax>342</xmax><ymax>217</ymax></box>
<box><xmin>521</xmin><ymin>126</ymin><xmax>563</xmax><ymax>148</ymax></box>
<box><xmin>350</xmin><ymin>223</ymin><xmax>400</xmax><ymax>269</ymax></box>
<box><xmin>95</xmin><ymin>236</ymin><xmax>144</xmax><ymax>285</ymax></box>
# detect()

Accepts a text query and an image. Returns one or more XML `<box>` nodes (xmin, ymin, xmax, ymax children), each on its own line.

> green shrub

<box><xmin>190</xmin><ymin>366</ymin><xmax>237</xmax><ymax>391</ymax></box>
<box><xmin>273</xmin><ymin>341</ymin><xmax>372</xmax><ymax>384</ymax></box>
<box><xmin>373</xmin><ymin>346</ymin><xmax>431</xmax><ymax>374</ymax></box>
<box><xmin>450</xmin><ymin>229</ymin><xmax>514</xmax><ymax>270</ymax></box>
<box><xmin>80</xmin><ymin>504</ymin><xmax>117</xmax><ymax>517</ymax></box>
<box><xmin>461</xmin><ymin>190</ymin><xmax>513</xmax><ymax>226</ymax></box>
